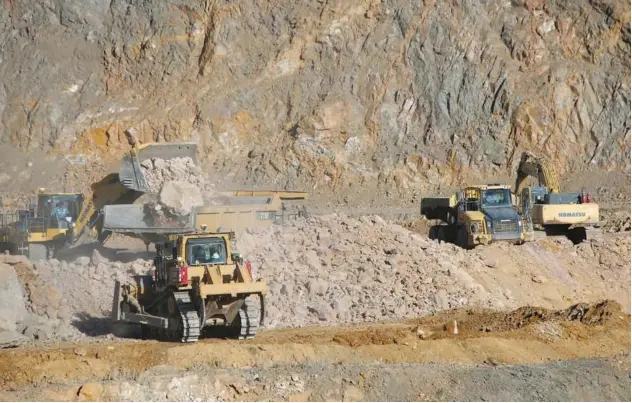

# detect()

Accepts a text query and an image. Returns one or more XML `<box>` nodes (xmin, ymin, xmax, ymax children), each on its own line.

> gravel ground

<box><xmin>3</xmin><ymin>357</ymin><xmax>629</xmax><ymax>401</ymax></box>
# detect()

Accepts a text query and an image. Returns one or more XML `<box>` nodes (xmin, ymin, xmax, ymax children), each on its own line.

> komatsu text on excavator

<box><xmin>514</xmin><ymin>151</ymin><xmax>600</xmax><ymax>243</ymax></box>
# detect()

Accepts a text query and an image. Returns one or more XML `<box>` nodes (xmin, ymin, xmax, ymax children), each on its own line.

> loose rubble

<box><xmin>140</xmin><ymin>157</ymin><xmax>216</xmax><ymax>197</ymax></box>
<box><xmin>1</xmin><ymin>214</ymin><xmax>629</xmax><ymax>344</ymax></box>
<box><xmin>237</xmin><ymin>214</ymin><xmax>631</xmax><ymax>328</ymax></box>
<box><xmin>0</xmin><ymin>251</ymin><xmax>146</xmax><ymax>343</ymax></box>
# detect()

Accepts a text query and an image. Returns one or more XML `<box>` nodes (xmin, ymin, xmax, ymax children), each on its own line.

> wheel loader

<box><xmin>111</xmin><ymin>230</ymin><xmax>267</xmax><ymax>342</ymax></box>
<box><xmin>421</xmin><ymin>184</ymin><xmax>526</xmax><ymax>249</ymax></box>
<box><xmin>0</xmin><ymin>139</ymin><xmax>198</xmax><ymax>261</ymax></box>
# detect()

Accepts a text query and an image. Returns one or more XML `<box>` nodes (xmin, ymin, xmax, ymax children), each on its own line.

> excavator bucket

<box><xmin>119</xmin><ymin>142</ymin><xmax>198</xmax><ymax>193</ymax></box>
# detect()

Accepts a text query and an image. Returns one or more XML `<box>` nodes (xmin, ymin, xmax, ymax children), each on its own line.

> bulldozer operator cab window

<box><xmin>187</xmin><ymin>238</ymin><xmax>227</xmax><ymax>265</ymax></box>
<box><xmin>482</xmin><ymin>189</ymin><xmax>511</xmax><ymax>207</ymax></box>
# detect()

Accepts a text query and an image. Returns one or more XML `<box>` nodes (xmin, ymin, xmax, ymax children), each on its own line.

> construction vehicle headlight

<box><xmin>470</xmin><ymin>222</ymin><xmax>481</xmax><ymax>233</ymax></box>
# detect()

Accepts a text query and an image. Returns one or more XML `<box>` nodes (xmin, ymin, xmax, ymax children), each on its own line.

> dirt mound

<box><xmin>0</xmin><ymin>250</ymin><xmax>146</xmax><ymax>343</ymax></box>
<box><xmin>449</xmin><ymin>300</ymin><xmax>623</xmax><ymax>334</ymax></box>
<box><xmin>0</xmin><ymin>213</ymin><xmax>628</xmax><ymax>345</ymax></box>
<box><xmin>238</xmin><ymin>214</ymin><xmax>630</xmax><ymax>329</ymax></box>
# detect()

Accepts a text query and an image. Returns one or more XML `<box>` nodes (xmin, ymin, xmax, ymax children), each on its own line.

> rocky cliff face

<box><xmin>0</xmin><ymin>0</ymin><xmax>629</xmax><ymax>199</ymax></box>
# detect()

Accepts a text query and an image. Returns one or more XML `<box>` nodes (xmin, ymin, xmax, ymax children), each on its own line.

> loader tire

<box><xmin>27</xmin><ymin>244</ymin><xmax>48</xmax><ymax>262</ymax></box>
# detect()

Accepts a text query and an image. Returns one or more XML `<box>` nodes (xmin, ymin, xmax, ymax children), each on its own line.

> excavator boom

<box><xmin>515</xmin><ymin>151</ymin><xmax>561</xmax><ymax>195</ymax></box>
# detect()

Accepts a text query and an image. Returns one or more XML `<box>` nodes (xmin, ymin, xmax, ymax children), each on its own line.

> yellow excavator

<box><xmin>0</xmin><ymin>138</ymin><xmax>198</xmax><ymax>261</ymax></box>
<box><xmin>514</xmin><ymin>151</ymin><xmax>600</xmax><ymax>243</ymax></box>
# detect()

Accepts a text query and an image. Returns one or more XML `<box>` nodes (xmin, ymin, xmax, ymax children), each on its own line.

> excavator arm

<box><xmin>515</xmin><ymin>152</ymin><xmax>561</xmax><ymax>195</ymax></box>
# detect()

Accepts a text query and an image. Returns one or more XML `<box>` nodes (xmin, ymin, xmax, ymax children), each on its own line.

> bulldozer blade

<box><xmin>119</xmin><ymin>142</ymin><xmax>198</xmax><ymax>193</ymax></box>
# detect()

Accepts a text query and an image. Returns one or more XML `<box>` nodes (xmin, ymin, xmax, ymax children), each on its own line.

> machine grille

<box><xmin>493</xmin><ymin>220</ymin><xmax>519</xmax><ymax>234</ymax></box>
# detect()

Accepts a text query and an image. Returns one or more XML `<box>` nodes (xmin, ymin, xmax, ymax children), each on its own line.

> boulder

<box><xmin>0</xmin><ymin>263</ymin><xmax>28</xmax><ymax>332</ymax></box>
<box><xmin>158</xmin><ymin>181</ymin><xmax>204</xmax><ymax>216</ymax></box>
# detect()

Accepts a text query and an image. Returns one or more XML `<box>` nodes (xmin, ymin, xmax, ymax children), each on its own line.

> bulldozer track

<box><xmin>173</xmin><ymin>292</ymin><xmax>201</xmax><ymax>343</ymax></box>
<box><xmin>237</xmin><ymin>295</ymin><xmax>261</xmax><ymax>340</ymax></box>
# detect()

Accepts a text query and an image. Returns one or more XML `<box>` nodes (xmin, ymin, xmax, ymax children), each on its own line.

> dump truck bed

<box><xmin>420</xmin><ymin>195</ymin><xmax>457</xmax><ymax>221</ymax></box>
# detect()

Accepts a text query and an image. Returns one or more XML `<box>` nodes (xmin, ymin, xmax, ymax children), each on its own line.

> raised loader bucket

<box><xmin>119</xmin><ymin>142</ymin><xmax>198</xmax><ymax>193</ymax></box>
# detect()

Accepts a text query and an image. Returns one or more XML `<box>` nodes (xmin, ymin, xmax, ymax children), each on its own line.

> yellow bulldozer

<box><xmin>111</xmin><ymin>230</ymin><xmax>267</xmax><ymax>342</ymax></box>
<box><xmin>421</xmin><ymin>184</ymin><xmax>526</xmax><ymax>249</ymax></box>
<box><xmin>514</xmin><ymin>151</ymin><xmax>600</xmax><ymax>243</ymax></box>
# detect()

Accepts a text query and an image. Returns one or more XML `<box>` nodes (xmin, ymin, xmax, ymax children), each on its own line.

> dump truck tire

<box><xmin>457</xmin><ymin>227</ymin><xmax>469</xmax><ymax>249</ymax></box>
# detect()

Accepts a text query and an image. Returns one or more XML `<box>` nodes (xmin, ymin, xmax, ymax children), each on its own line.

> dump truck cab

<box><xmin>421</xmin><ymin>184</ymin><xmax>525</xmax><ymax>248</ymax></box>
<box><xmin>457</xmin><ymin>184</ymin><xmax>524</xmax><ymax>246</ymax></box>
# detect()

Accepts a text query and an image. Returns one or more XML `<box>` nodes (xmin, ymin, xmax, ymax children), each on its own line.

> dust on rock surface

<box><xmin>237</xmin><ymin>214</ymin><xmax>631</xmax><ymax>328</ymax></box>
<box><xmin>0</xmin><ymin>212</ymin><xmax>628</xmax><ymax>347</ymax></box>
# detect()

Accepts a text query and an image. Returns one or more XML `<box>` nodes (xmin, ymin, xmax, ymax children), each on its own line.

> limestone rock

<box><xmin>0</xmin><ymin>263</ymin><xmax>27</xmax><ymax>332</ymax></box>
<box><xmin>158</xmin><ymin>181</ymin><xmax>204</xmax><ymax>216</ymax></box>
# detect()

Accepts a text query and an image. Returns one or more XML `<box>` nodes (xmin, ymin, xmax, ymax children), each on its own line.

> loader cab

<box><xmin>21</xmin><ymin>193</ymin><xmax>83</xmax><ymax>235</ymax></box>
<box><xmin>37</xmin><ymin>194</ymin><xmax>83</xmax><ymax>229</ymax></box>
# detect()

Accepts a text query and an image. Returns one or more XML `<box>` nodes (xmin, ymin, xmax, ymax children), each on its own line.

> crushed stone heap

<box><xmin>1</xmin><ymin>214</ymin><xmax>628</xmax><ymax>345</ymax></box>
<box><xmin>237</xmin><ymin>214</ymin><xmax>631</xmax><ymax>329</ymax></box>
<box><xmin>140</xmin><ymin>156</ymin><xmax>216</xmax><ymax>198</ymax></box>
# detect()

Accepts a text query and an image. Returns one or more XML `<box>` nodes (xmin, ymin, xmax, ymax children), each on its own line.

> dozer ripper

<box><xmin>111</xmin><ymin>231</ymin><xmax>267</xmax><ymax>342</ymax></box>
<box><xmin>0</xmin><ymin>140</ymin><xmax>198</xmax><ymax>261</ymax></box>
<box><xmin>421</xmin><ymin>184</ymin><xmax>526</xmax><ymax>249</ymax></box>
<box><xmin>514</xmin><ymin>151</ymin><xmax>600</xmax><ymax>243</ymax></box>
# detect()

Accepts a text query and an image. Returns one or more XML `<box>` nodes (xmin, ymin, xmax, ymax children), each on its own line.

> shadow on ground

<box><xmin>71</xmin><ymin>311</ymin><xmax>244</xmax><ymax>342</ymax></box>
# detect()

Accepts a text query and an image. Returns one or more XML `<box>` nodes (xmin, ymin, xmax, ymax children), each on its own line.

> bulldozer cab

<box><xmin>187</xmin><ymin>236</ymin><xmax>228</xmax><ymax>266</ymax></box>
<box><xmin>153</xmin><ymin>232</ymin><xmax>238</xmax><ymax>289</ymax></box>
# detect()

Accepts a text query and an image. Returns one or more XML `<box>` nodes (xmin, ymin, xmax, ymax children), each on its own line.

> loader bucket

<box><xmin>119</xmin><ymin>142</ymin><xmax>198</xmax><ymax>193</ymax></box>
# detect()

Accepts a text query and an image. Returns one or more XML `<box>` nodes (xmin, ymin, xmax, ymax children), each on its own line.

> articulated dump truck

<box><xmin>101</xmin><ymin>191</ymin><xmax>308</xmax><ymax>245</ymax></box>
<box><xmin>420</xmin><ymin>184</ymin><xmax>526</xmax><ymax>249</ymax></box>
